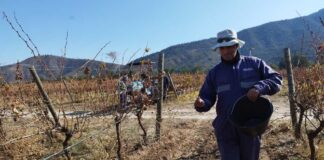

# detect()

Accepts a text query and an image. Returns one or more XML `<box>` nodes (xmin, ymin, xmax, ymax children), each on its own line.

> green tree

<box><xmin>278</xmin><ymin>54</ymin><xmax>311</xmax><ymax>69</ymax></box>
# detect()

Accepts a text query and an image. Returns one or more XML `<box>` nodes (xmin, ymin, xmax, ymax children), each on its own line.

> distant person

<box><xmin>162</xmin><ymin>71</ymin><xmax>170</xmax><ymax>100</ymax></box>
<box><xmin>118</xmin><ymin>75</ymin><xmax>128</xmax><ymax>110</ymax></box>
<box><xmin>194</xmin><ymin>29</ymin><xmax>283</xmax><ymax>160</ymax></box>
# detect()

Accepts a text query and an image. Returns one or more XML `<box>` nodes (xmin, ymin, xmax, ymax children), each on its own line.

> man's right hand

<box><xmin>194</xmin><ymin>97</ymin><xmax>205</xmax><ymax>108</ymax></box>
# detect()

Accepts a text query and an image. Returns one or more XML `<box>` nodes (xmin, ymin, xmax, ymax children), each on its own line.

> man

<box><xmin>194</xmin><ymin>29</ymin><xmax>282</xmax><ymax>160</ymax></box>
<box><xmin>162</xmin><ymin>71</ymin><xmax>170</xmax><ymax>100</ymax></box>
<box><xmin>118</xmin><ymin>75</ymin><xmax>128</xmax><ymax>110</ymax></box>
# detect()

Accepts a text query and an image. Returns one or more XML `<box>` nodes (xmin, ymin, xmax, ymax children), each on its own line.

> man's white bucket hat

<box><xmin>212</xmin><ymin>29</ymin><xmax>245</xmax><ymax>51</ymax></box>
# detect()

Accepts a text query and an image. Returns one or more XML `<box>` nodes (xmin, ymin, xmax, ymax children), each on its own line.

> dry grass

<box><xmin>1</xmin><ymin>108</ymin><xmax>323</xmax><ymax>159</ymax></box>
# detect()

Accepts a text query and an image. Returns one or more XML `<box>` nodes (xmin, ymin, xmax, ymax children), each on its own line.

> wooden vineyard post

<box><xmin>284</xmin><ymin>48</ymin><xmax>298</xmax><ymax>138</ymax></box>
<box><xmin>155</xmin><ymin>53</ymin><xmax>164</xmax><ymax>140</ymax></box>
<box><xmin>29</xmin><ymin>66</ymin><xmax>61</xmax><ymax>127</ymax></box>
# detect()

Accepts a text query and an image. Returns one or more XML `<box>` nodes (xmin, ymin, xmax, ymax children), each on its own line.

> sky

<box><xmin>1</xmin><ymin>0</ymin><xmax>324</xmax><ymax>65</ymax></box>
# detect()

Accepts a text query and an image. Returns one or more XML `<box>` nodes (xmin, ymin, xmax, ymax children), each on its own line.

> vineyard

<box><xmin>1</xmin><ymin>8</ymin><xmax>324</xmax><ymax>160</ymax></box>
<box><xmin>0</xmin><ymin>70</ymin><xmax>208</xmax><ymax>159</ymax></box>
<box><xmin>0</xmin><ymin>64</ymin><xmax>323</xmax><ymax>159</ymax></box>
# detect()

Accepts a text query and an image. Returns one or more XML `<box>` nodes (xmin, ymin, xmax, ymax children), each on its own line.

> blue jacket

<box><xmin>196</xmin><ymin>53</ymin><xmax>282</xmax><ymax>130</ymax></box>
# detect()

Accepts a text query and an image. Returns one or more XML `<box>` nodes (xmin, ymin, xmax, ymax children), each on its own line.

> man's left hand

<box><xmin>247</xmin><ymin>88</ymin><xmax>260</xmax><ymax>102</ymax></box>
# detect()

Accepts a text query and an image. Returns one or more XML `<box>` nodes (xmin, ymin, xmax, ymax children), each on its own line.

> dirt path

<box><xmin>139</xmin><ymin>94</ymin><xmax>290</xmax><ymax>121</ymax></box>
<box><xmin>14</xmin><ymin>95</ymin><xmax>291</xmax><ymax>123</ymax></box>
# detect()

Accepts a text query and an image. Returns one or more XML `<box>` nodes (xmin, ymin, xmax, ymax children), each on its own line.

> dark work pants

<box><xmin>119</xmin><ymin>93</ymin><xmax>127</xmax><ymax>109</ymax></box>
<box><xmin>214</xmin><ymin>118</ymin><xmax>260</xmax><ymax>160</ymax></box>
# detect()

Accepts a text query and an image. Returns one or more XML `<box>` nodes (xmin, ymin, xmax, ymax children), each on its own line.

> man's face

<box><xmin>219</xmin><ymin>44</ymin><xmax>238</xmax><ymax>61</ymax></box>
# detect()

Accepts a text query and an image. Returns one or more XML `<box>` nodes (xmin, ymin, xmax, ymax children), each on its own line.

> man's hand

<box><xmin>247</xmin><ymin>88</ymin><xmax>260</xmax><ymax>102</ymax></box>
<box><xmin>194</xmin><ymin>97</ymin><xmax>205</xmax><ymax>108</ymax></box>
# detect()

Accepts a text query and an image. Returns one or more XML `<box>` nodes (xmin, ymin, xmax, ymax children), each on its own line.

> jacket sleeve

<box><xmin>253</xmin><ymin>59</ymin><xmax>283</xmax><ymax>95</ymax></box>
<box><xmin>195</xmin><ymin>71</ymin><xmax>217</xmax><ymax>112</ymax></box>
